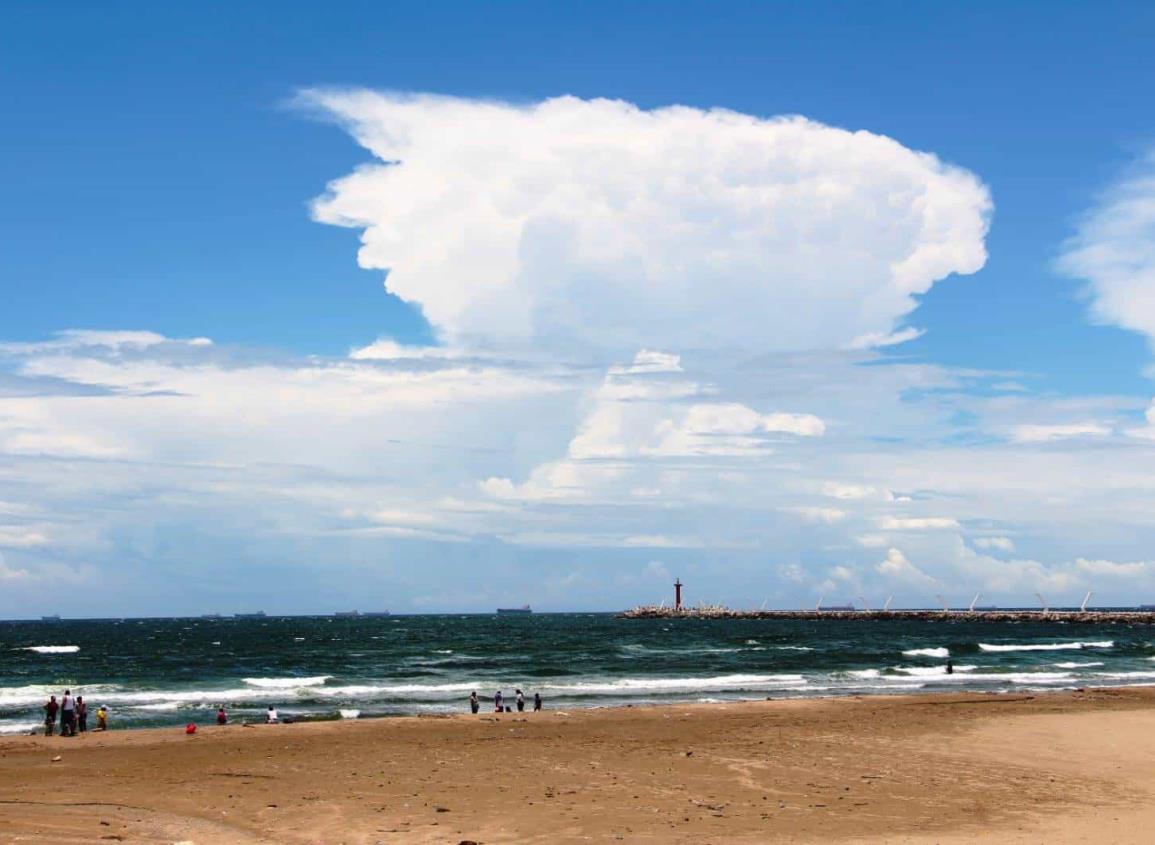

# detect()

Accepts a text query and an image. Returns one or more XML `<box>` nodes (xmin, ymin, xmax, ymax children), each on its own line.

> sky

<box><xmin>2</xmin><ymin>2</ymin><xmax>1155</xmax><ymax>616</ymax></box>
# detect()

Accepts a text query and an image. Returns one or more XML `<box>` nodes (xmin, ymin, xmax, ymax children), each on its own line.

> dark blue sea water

<box><xmin>3</xmin><ymin>614</ymin><xmax>1153</xmax><ymax>734</ymax></box>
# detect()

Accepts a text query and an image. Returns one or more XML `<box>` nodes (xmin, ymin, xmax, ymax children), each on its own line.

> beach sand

<box><xmin>2</xmin><ymin>688</ymin><xmax>1154</xmax><ymax>843</ymax></box>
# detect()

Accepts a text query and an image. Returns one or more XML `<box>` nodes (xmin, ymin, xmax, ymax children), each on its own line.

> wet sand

<box><xmin>2</xmin><ymin>688</ymin><xmax>1154</xmax><ymax>843</ymax></box>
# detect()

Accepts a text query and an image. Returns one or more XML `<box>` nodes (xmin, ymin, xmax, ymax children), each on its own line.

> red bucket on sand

<box><xmin>185</xmin><ymin>723</ymin><xmax>197</xmax><ymax>734</ymax></box>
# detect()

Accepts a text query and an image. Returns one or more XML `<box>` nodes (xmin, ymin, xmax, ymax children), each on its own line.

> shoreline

<box><xmin>0</xmin><ymin>685</ymin><xmax>1085</xmax><ymax>741</ymax></box>
<box><xmin>4</xmin><ymin>687</ymin><xmax>1155</xmax><ymax>842</ymax></box>
<box><xmin>3</xmin><ymin>677</ymin><xmax>1154</xmax><ymax>738</ymax></box>
<box><xmin>6</xmin><ymin>670</ymin><xmax>1155</xmax><ymax>737</ymax></box>
<box><xmin>7</xmin><ymin>675</ymin><xmax>1155</xmax><ymax>737</ymax></box>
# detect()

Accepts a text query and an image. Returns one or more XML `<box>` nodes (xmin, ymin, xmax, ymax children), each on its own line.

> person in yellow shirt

<box><xmin>95</xmin><ymin>705</ymin><xmax>109</xmax><ymax>731</ymax></box>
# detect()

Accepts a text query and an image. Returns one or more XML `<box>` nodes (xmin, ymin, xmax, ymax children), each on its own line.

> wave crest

<box><xmin>978</xmin><ymin>641</ymin><xmax>1113</xmax><ymax>653</ymax></box>
<box><xmin>902</xmin><ymin>647</ymin><xmax>949</xmax><ymax>658</ymax></box>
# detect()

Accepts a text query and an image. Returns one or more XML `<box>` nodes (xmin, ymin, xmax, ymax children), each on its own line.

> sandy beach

<box><xmin>2</xmin><ymin>688</ymin><xmax>1154</xmax><ymax>843</ymax></box>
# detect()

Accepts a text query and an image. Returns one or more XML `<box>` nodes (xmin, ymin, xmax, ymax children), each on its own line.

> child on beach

<box><xmin>76</xmin><ymin>696</ymin><xmax>87</xmax><ymax>732</ymax></box>
<box><xmin>494</xmin><ymin>690</ymin><xmax>503</xmax><ymax>713</ymax></box>
<box><xmin>266</xmin><ymin>706</ymin><xmax>279</xmax><ymax>724</ymax></box>
<box><xmin>43</xmin><ymin>695</ymin><xmax>58</xmax><ymax>736</ymax></box>
<box><xmin>217</xmin><ymin>706</ymin><xmax>228</xmax><ymax>725</ymax></box>
<box><xmin>96</xmin><ymin>705</ymin><xmax>108</xmax><ymax>731</ymax></box>
<box><xmin>534</xmin><ymin>692</ymin><xmax>542</xmax><ymax>712</ymax></box>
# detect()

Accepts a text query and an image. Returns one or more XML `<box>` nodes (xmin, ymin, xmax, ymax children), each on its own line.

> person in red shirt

<box><xmin>216</xmin><ymin>706</ymin><xmax>228</xmax><ymax>725</ymax></box>
<box><xmin>43</xmin><ymin>696</ymin><xmax>59</xmax><ymax>736</ymax></box>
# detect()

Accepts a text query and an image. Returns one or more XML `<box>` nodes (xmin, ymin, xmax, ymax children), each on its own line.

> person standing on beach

<box><xmin>76</xmin><ymin>696</ymin><xmax>87</xmax><ymax>733</ymax></box>
<box><xmin>469</xmin><ymin>691</ymin><xmax>479</xmax><ymax>714</ymax></box>
<box><xmin>534</xmin><ymin>692</ymin><xmax>542</xmax><ymax>712</ymax></box>
<box><xmin>216</xmin><ymin>706</ymin><xmax>228</xmax><ymax>725</ymax></box>
<box><xmin>494</xmin><ymin>690</ymin><xmax>503</xmax><ymax>713</ymax></box>
<box><xmin>96</xmin><ymin>705</ymin><xmax>108</xmax><ymax>731</ymax></box>
<box><xmin>516</xmin><ymin>689</ymin><xmax>525</xmax><ymax>712</ymax></box>
<box><xmin>43</xmin><ymin>695</ymin><xmax>58</xmax><ymax>736</ymax></box>
<box><xmin>60</xmin><ymin>689</ymin><xmax>75</xmax><ymax>737</ymax></box>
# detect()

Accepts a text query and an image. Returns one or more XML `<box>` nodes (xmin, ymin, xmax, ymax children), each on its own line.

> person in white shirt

<box><xmin>265</xmin><ymin>705</ymin><xmax>279</xmax><ymax>724</ymax></box>
<box><xmin>60</xmin><ymin>689</ymin><xmax>76</xmax><ymax>736</ymax></box>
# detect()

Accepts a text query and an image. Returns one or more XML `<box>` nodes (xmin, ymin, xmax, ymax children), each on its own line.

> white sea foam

<box><xmin>315</xmin><ymin>682</ymin><xmax>478</xmax><ymax>697</ymax></box>
<box><xmin>242</xmin><ymin>676</ymin><xmax>331</xmax><ymax>689</ymax></box>
<box><xmin>774</xmin><ymin>646</ymin><xmax>814</xmax><ymax>651</ymax></box>
<box><xmin>1094</xmin><ymin>671</ymin><xmax>1155</xmax><ymax>680</ymax></box>
<box><xmin>0</xmin><ymin>721</ymin><xmax>40</xmax><ymax>735</ymax></box>
<box><xmin>433</xmin><ymin>649</ymin><xmax>454</xmax><ymax>654</ymax></box>
<box><xmin>979</xmin><ymin>641</ymin><xmax>1113</xmax><ymax>652</ymax></box>
<box><xmin>935</xmin><ymin>671</ymin><xmax>1073</xmax><ymax>684</ymax></box>
<box><xmin>894</xmin><ymin>665</ymin><xmax>977</xmax><ymax>676</ymax></box>
<box><xmin>902</xmin><ymin>647</ymin><xmax>950</xmax><ymax>658</ymax></box>
<box><xmin>1053</xmin><ymin>661</ymin><xmax>1105</xmax><ymax>669</ymax></box>
<box><xmin>103</xmin><ymin>688</ymin><xmax>273</xmax><ymax>705</ymax></box>
<box><xmin>545</xmin><ymin>674</ymin><xmax>807</xmax><ymax>696</ymax></box>
<box><xmin>339</xmin><ymin>708</ymin><xmax>360</xmax><ymax>719</ymax></box>
<box><xmin>0</xmin><ymin>684</ymin><xmax>116</xmax><ymax>708</ymax></box>
<box><xmin>838</xmin><ymin>682</ymin><xmax>927</xmax><ymax>691</ymax></box>
<box><xmin>744</xmin><ymin>640</ymin><xmax>760</xmax><ymax>645</ymax></box>
<box><xmin>21</xmin><ymin>645</ymin><xmax>79</xmax><ymax>654</ymax></box>
<box><xmin>848</xmin><ymin>669</ymin><xmax>881</xmax><ymax>679</ymax></box>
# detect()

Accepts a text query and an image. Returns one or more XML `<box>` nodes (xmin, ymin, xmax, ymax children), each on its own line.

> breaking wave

<box><xmin>902</xmin><ymin>647</ymin><xmax>950</xmax><ymax>658</ymax></box>
<box><xmin>978</xmin><ymin>641</ymin><xmax>1113</xmax><ymax>653</ymax></box>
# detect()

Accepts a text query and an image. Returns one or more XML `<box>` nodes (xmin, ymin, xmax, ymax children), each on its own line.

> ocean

<box><xmin>3</xmin><ymin>613</ymin><xmax>1153</xmax><ymax>734</ymax></box>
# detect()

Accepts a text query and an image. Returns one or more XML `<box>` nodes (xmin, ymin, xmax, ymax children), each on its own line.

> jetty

<box><xmin>618</xmin><ymin>606</ymin><xmax>1155</xmax><ymax>624</ymax></box>
<box><xmin>620</xmin><ymin>582</ymin><xmax>1155</xmax><ymax>624</ymax></box>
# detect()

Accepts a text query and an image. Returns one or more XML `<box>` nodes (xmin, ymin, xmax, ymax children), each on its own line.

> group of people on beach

<box><xmin>469</xmin><ymin>688</ymin><xmax>542</xmax><ymax>714</ymax></box>
<box><xmin>43</xmin><ymin>690</ymin><xmax>536</xmax><ymax>734</ymax></box>
<box><xmin>43</xmin><ymin>690</ymin><xmax>108</xmax><ymax>736</ymax></box>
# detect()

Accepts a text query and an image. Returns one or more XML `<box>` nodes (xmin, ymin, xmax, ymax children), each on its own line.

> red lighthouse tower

<box><xmin>674</xmin><ymin>578</ymin><xmax>683</xmax><ymax>611</ymax></box>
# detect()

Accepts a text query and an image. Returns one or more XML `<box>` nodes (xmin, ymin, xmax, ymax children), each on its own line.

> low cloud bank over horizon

<box><xmin>3</xmin><ymin>328</ymin><xmax>1155</xmax><ymax>616</ymax></box>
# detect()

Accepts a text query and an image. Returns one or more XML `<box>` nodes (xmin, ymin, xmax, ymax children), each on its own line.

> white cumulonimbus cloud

<box><xmin>303</xmin><ymin>90</ymin><xmax>992</xmax><ymax>352</ymax></box>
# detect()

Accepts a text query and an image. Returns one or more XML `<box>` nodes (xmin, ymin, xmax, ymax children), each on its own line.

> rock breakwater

<box><xmin>618</xmin><ymin>607</ymin><xmax>1155</xmax><ymax>624</ymax></box>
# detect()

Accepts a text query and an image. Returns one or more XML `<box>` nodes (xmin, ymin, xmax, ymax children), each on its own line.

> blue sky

<box><xmin>3</xmin><ymin>2</ymin><xmax>1155</xmax><ymax>616</ymax></box>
